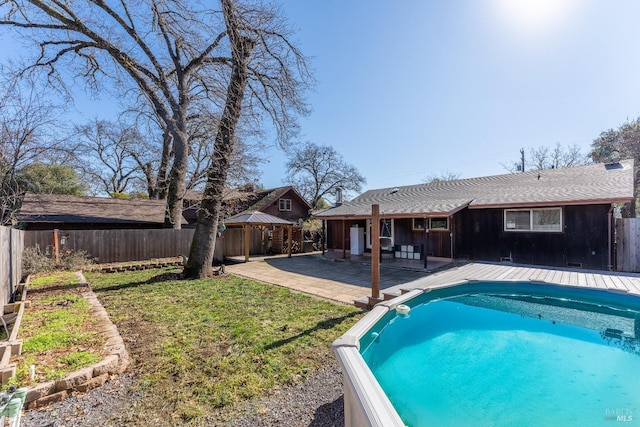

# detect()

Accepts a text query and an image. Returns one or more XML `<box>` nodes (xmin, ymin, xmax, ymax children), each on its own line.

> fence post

<box><xmin>53</xmin><ymin>229</ymin><xmax>60</xmax><ymax>265</ymax></box>
<box><xmin>8</xmin><ymin>229</ymin><xmax>13</xmax><ymax>303</ymax></box>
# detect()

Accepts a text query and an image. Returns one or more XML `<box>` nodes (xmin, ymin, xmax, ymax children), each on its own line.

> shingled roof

<box><xmin>314</xmin><ymin>159</ymin><xmax>635</xmax><ymax>219</ymax></box>
<box><xmin>224</xmin><ymin>211</ymin><xmax>294</xmax><ymax>226</ymax></box>
<box><xmin>18</xmin><ymin>193</ymin><xmax>186</xmax><ymax>226</ymax></box>
<box><xmin>242</xmin><ymin>186</ymin><xmax>311</xmax><ymax>214</ymax></box>
<box><xmin>184</xmin><ymin>186</ymin><xmax>311</xmax><ymax>214</ymax></box>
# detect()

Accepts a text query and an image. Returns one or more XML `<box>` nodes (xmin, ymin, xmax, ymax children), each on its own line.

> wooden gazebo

<box><xmin>223</xmin><ymin>211</ymin><xmax>294</xmax><ymax>262</ymax></box>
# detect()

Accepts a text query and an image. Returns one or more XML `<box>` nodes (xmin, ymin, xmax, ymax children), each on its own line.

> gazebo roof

<box><xmin>223</xmin><ymin>211</ymin><xmax>294</xmax><ymax>226</ymax></box>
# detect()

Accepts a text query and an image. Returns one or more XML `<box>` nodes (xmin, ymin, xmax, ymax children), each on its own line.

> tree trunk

<box><xmin>164</xmin><ymin>119</ymin><xmax>189</xmax><ymax>229</ymax></box>
<box><xmin>183</xmin><ymin>33</ymin><xmax>255</xmax><ymax>278</ymax></box>
<box><xmin>150</xmin><ymin>128</ymin><xmax>172</xmax><ymax>199</ymax></box>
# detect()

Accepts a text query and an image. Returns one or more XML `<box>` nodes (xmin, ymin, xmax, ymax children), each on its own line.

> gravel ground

<box><xmin>223</xmin><ymin>362</ymin><xmax>345</xmax><ymax>427</ymax></box>
<box><xmin>21</xmin><ymin>361</ymin><xmax>345</xmax><ymax>427</ymax></box>
<box><xmin>21</xmin><ymin>373</ymin><xmax>143</xmax><ymax>427</ymax></box>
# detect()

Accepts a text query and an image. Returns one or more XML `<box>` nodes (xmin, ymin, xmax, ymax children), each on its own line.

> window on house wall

<box><xmin>504</xmin><ymin>208</ymin><xmax>562</xmax><ymax>232</ymax></box>
<box><xmin>413</xmin><ymin>217</ymin><xmax>449</xmax><ymax>231</ymax></box>
<box><xmin>430</xmin><ymin>217</ymin><xmax>449</xmax><ymax>230</ymax></box>
<box><xmin>412</xmin><ymin>218</ymin><xmax>425</xmax><ymax>230</ymax></box>
<box><xmin>279</xmin><ymin>199</ymin><xmax>292</xmax><ymax>211</ymax></box>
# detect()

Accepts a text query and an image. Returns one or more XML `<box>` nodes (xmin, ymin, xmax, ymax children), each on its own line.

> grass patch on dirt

<box><xmin>12</xmin><ymin>271</ymin><xmax>105</xmax><ymax>386</ymax></box>
<box><xmin>84</xmin><ymin>267</ymin><xmax>364</xmax><ymax>424</ymax></box>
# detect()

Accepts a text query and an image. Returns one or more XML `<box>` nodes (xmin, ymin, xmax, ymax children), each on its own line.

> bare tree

<box><xmin>184</xmin><ymin>109</ymin><xmax>265</xmax><ymax>191</ymax></box>
<box><xmin>181</xmin><ymin>0</ymin><xmax>311</xmax><ymax>278</ymax></box>
<box><xmin>73</xmin><ymin>119</ymin><xmax>147</xmax><ymax>196</ymax></box>
<box><xmin>1</xmin><ymin>1</ymin><xmax>310</xmax><ymax>241</ymax></box>
<box><xmin>0</xmin><ymin>77</ymin><xmax>66</xmax><ymax>225</ymax></box>
<box><xmin>284</xmin><ymin>142</ymin><xmax>366</xmax><ymax>208</ymax></box>
<box><xmin>117</xmin><ymin>108</ymin><xmax>171</xmax><ymax>199</ymax></box>
<box><xmin>423</xmin><ymin>171</ymin><xmax>460</xmax><ymax>183</ymax></box>
<box><xmin>502</xmin><ymin>143</ymin><xmax>590</xmax><ymax>173</ymax></box>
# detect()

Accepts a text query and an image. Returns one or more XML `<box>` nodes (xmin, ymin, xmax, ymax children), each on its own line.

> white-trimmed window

<box><xmin>505</xmin><ymin>208</ymin><xmax>562</xmax><ymax>232</ymax></box>
<box><xmin>412</xmin><ymin>217</ymin><xmax>449</xmax><ymax>231</ymax></box>
<box><xmin>430</xmin><ymin>217</ymin><xmax>449</xmax><ymax>231</ymax></box>
<box><xmin>279</xmin><ymin>198</ymin><xmax>292</xmax><ymax>211</ymax></box>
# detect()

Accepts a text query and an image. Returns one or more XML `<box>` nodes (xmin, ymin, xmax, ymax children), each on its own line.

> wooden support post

<box><xmin>371</xmin><ymin>204</ymin><xmax>380</xmax><ymax>300</ymax></box>
<box><xmin>53</xmin><ymin>229</ymin><xmax>60</xmax><ymax>265</ymax></box>
<box><xmin>342</xmin><ymin>219</ymin><xmax>346</xmax><ymax>259</ymax></box>
<box><xmin>424</xmin><ymin>220</ymin><xmax>429</xmax><ymax>269</ymax></box>
<box><xmin>287</xmin><ymin>225</ymin><xmax>292</xmax><ymax>258</ymax></box>
<box><xmin>322</xmin><ymin>220</ymin><xmax>326</xmax><ymax>255</ymax></box>
<box><xmin>244</xmin><ymin>225</ymin><xmax>251</xmax><ymax>262</ymax></box>
<box><xmin>258</xmin><ymin>226</ymin><xmax>266</xmax><ymax>254</ymax></box>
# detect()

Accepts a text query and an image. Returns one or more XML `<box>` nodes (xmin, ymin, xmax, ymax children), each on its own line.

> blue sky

<box><xmin>3</xmin><ymin>1</ymin><xmax>640</xmax><ymax>199</ymax></box>
<box><xmin>264</xmin><ymin>0</ymin><xmax>640</xmax><ymax>195</ymax></box>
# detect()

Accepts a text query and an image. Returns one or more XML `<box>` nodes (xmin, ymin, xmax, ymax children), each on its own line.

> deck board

<box><xmin>617</xmin><ymin>275</ymin><xmax>640</xmax><ymax>293</ymax></box>
<box><xmin>397</xmin><ymin>263</ymin><xmax>640</xmax><ymax>297</ymax></box>
<box><xmin>605</xmin><ymin>275</ymin><xmax>626</xmax><ymax>291</ymax></box>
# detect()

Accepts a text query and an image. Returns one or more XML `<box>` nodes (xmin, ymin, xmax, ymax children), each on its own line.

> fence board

<box><xmin>0</xmin><ymin>226</ymin><xmax>24</xmax><ymax>305</ymax></box>
<box><xmin>616</xmin><ymin>218</ymin><xmax>640</xmax><ymax>272</ymax></box>
<box><xmin>24</xmin><ymin>225</ymin><xmax>305</xmax><ymax>265</ymax></box>
<box><xmin>24</xmin><ymin>227</ymin><xmax>273</xmax><ymax>264</ymax></box>
<box><xmin>25</xmin><ymin>229</ymin><xmax>196</xmax><ymax>264</ymax></box>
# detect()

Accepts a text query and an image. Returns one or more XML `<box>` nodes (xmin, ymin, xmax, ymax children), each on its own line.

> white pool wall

<box><xmin>332</xmin><ymin>288</ymin><xmax>427</xmax><ymax>427</ymax></box>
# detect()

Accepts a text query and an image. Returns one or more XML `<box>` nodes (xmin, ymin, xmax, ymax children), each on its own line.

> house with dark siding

<box><xmin>184</xmin><ymin>186</ymin><xmax>313</xmax><ymax>256</ymax></box>
<box><xmin>183</xmin><ymin>185</ymin><xmax>312</xmax><ymax>226</ymax></box>
<box><xmin>314</xmin><ymin>159</ymin><xmax>635</xmax><ymax>271</ymax></box>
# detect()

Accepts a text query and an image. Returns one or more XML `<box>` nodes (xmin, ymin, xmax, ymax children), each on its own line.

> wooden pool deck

<box><xmin>385</xmin><ymin>262</ymin><xmax>640</xmax><ymax>297</ymax></box>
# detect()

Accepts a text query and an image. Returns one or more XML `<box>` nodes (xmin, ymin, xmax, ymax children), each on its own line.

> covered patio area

<box><xmin>223</xmin><ymin>211</ymin><xmax>294</xmax><ymax>262</ymax></box>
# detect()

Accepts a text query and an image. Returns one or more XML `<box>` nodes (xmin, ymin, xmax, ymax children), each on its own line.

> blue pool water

<box><xmin>360</xmin><ymin>284</ymin><xmax>640</xmax><ymax>427</ymax></box>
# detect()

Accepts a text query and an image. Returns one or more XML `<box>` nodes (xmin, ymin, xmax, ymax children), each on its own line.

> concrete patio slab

<box><xmin>225</xmin><ymin>253</ymin><xmax>640</xmax><ymax>308</ymax></box>
<box><xmin>224</xmin><ymin>252</ymin><xmax>432</xmax><ymax>305</ymax></box>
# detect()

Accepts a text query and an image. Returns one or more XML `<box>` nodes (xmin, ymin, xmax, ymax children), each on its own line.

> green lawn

<box><xmin>84</xmin><ymin>267</ymin><xmax>363</xmax><ymax>423</ymax></box>
<box><xmin>15</xmin><ymin>272</ymin><xmax>104</xmax><ymax>385</ymax></box>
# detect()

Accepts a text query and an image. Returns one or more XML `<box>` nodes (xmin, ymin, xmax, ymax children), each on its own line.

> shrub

<box><xmin>22</xmin><ymin>247</ymin><xmax>56</xmax><ymax>277</ymax></box>
<box><xmin>59</xmin><ymin>250</ymin><xmax>93</xmax><ymax>270</ymax></box>
<box><xmin>22</xmin><ymin>247</ymin><xmax>93</xmax><ymax>277</ymax></box>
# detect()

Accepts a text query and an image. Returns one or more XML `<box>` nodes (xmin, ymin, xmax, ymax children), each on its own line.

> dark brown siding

<box><xmin>392</xmin><ymin>218</ymin><xmax>451</xmax><ymax>258</ymax></box>
<box><xmin>453</xmin><ymin>204</ymin><xmax>611</xmax><ymax>270</ymax></box>
<box><xmin>261</xmin><ymin>189</ymin><xmax>310</xmax><ymax>223</ymax></box>
<box><xmin>325</xmin><ymin>219</ymin><xmax>367</xmax><ymax>250</ymax></box>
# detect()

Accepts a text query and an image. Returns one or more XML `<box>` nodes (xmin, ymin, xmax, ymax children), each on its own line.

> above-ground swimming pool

<box><xmin>333</xmin><ymin>281</ymin><xmax>640</xmax><ymax>427</ymax></box>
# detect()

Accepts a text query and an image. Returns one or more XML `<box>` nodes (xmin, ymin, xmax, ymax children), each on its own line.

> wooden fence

<box><xmin>616</xmin><ymin>218</ymin><xmax>640</xmax><ymax>272</ymax></box>
<box><xmin>25</xmin><ymin>229</ymin><xmax>198</xmax><ymax>264</ymax></box>
<box><xmin>0</xmin><ymin>226</ymin><xmax>24</xmax><ymax>305</ymax></box>
<box><xmin>23</xmin><ymin>227</ymin><xmax>296</xmax><ymax>265</ymax></box>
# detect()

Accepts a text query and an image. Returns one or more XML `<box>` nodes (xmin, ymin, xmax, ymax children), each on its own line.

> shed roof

<box><xmin>223</xmin><ymin>211</ymin><xmax>294</xmax><ymax>226</ymax></box>
<box><xmin>314</xmin><ymin>159</ymin><xmax>635</xmax><ymax>219</ymax></box>
<box><xmin>18</xmin><ymin>193</ymin><xmax>186</xmax><ymax>226</ymax></box>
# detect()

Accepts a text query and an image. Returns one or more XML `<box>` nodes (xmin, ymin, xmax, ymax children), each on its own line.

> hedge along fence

<box><xmin>0</xmin><ymin>226</ymin><xmax>24</xmax><ymax>305</ymax></box>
